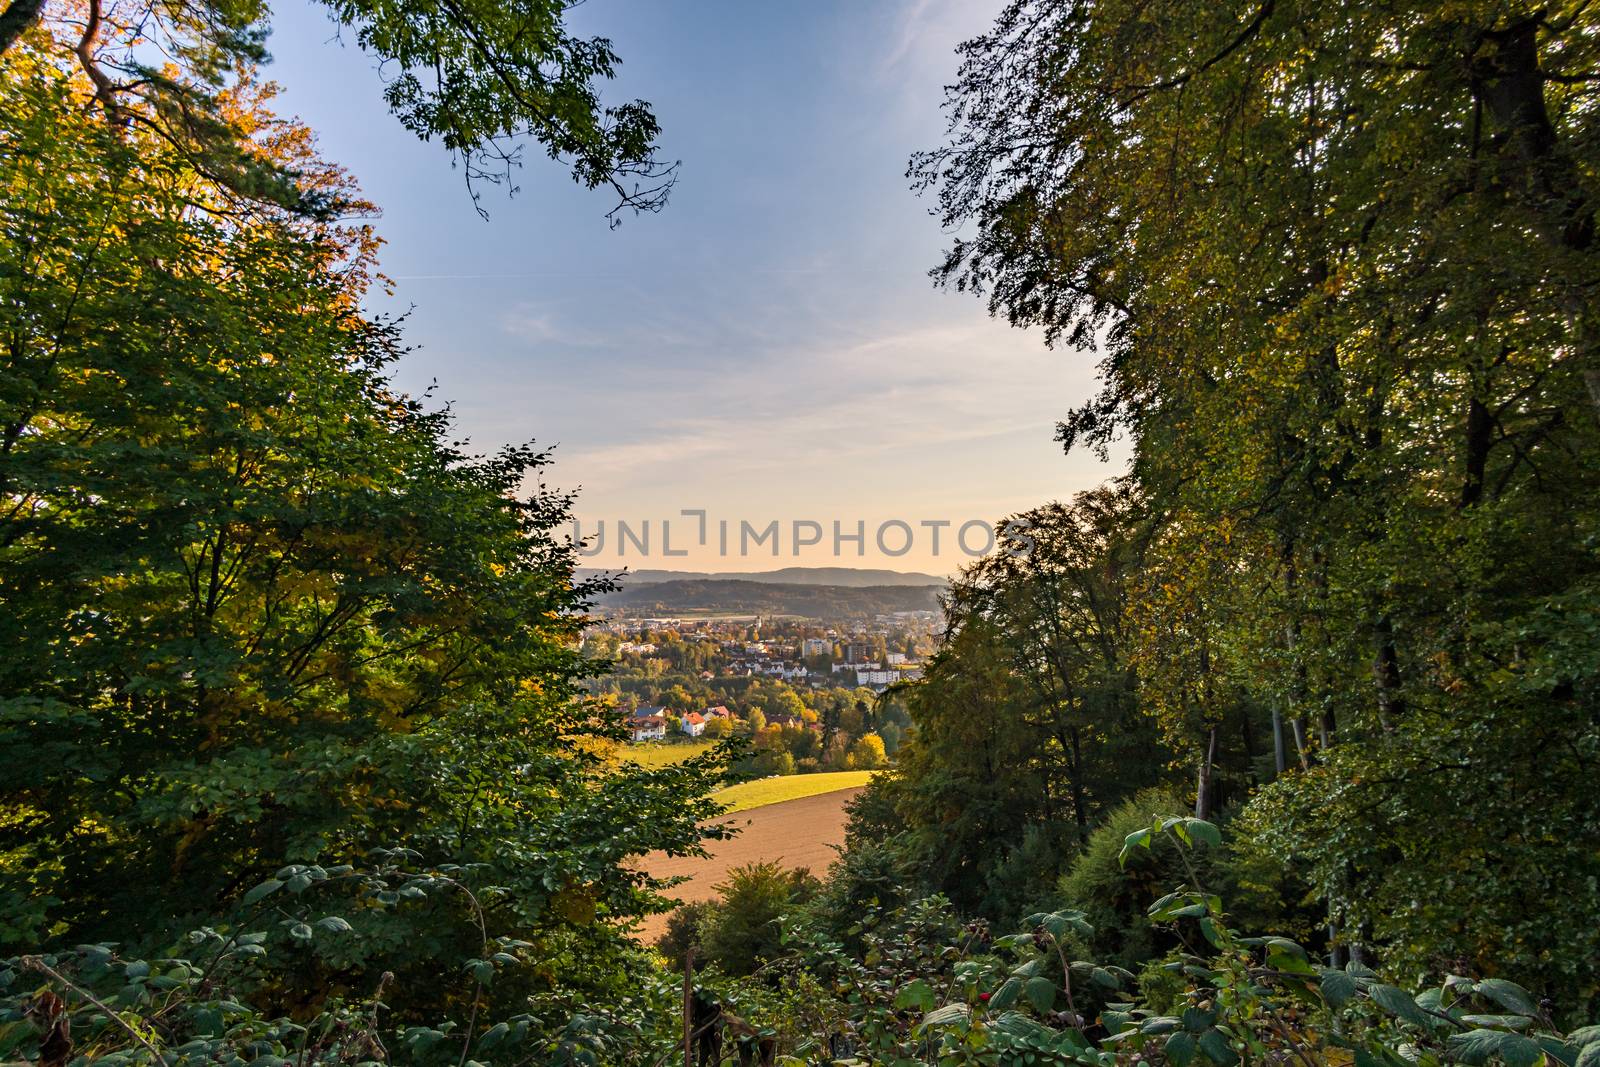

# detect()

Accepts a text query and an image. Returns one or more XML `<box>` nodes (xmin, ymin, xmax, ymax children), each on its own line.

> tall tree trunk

<box><xmin>1271</xmin><ymin>707</ymin><xmax>1287</xmax><ymax>776</ymax></box>
<box><xmin>75</xmin><ymin>0</ymin><xmax>120</xmax><ymax>122</ymax></box>
<box><xmin>1473</xmin><ymin>16</ymin><xmax>1600</xmax><ymax>424</ymax></box>
<box><xmin>1461</xmin><ymin>393</ymin><xmax>1493</xmax><ymax>507</ymax></box>
<box><xmin>1475</xmin><ymin>18</ymin><xmax>1594</xmax><ymax>251</ymax></box>
<box><xmin>1070</xmin><ymin>725</ymin><xmax>1088</xmax><ymax>843</ymax></box>
<box><xmin>1195</xmin><ymin>726</ymin><xmax>1218</xmax><ymax>820</ymax></box>
<box><xmin>1372</xmin><ymin>615</ymin><xmax>1405</xmax><ymax>729</ymax></box>
<box><xmin>1239</xmin><ymin>712</ymin><xmax>1258</xmax><ymax>784</ymax></box>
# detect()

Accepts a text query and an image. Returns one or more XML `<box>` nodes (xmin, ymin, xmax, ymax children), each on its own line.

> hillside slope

<box><xmin>595</xmin><ymin>578</ymin><xmax>942</xmax><ymax>616</ymax></box>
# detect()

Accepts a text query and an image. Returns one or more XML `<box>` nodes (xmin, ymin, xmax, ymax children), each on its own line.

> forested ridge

<box><xmin>595</xmin><ymin>580</ymin><xmax>942</xmax><ymax>617</ymax></box>
<box><xmin>1</xmin><ymin>0</ymin><xmax>1598</xmax><ymax>1065</ymax></box>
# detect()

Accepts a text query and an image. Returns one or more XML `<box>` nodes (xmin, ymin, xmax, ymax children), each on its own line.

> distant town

<box><xmin>581</xmin><ymin>595</ymin><xmax>941</xmax><ymax>774</ymax></box>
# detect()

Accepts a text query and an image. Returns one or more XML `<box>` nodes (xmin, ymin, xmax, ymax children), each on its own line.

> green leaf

<box><xmin>919</xmin><ymin>1003</ymin><xmax>970</xmax><ymax>1028</ymax></box>
<box><xmin>1103</xmin><ymin>1009</ymin><xmax>1136</xmax><ymax>1035</ymax></box>
<box><xmin>988</xmin><ymin>977</ymin><xmax>1023</xmax><ymax>1012</ymax></box>
<box><xmin>476</xmin><ymin>1022</ymin><xmax>510</xmax><ymax>1051</ymax></box>
<box><xmin>240</xmin><ymin>878</ymin><xmax>283</xmax><ymax>906</ymax></box>
<box><xmin>1449</xmin><ymin>1029</ymin><xmax>1543</xmax><ymax>1067</ymax></box>
<box><xmin>288</xmin><ymin>923</ymin><xmax>313</xmax><ymax>942</ymax></box>
<box><xmin>1197</xmin><ymin>1028</ymin><xmax>1238</xmax><ymax>1066</ymax></box>
<box><xmin>1264</xmin><ymin>937</ymin><xmax>1306</xmax><ymax>959</ymax></box>
<box><xmin>1577</xmin><ymin>1043</ymin><xmax>1600</xmax><ymax>1067</ymax></box>
<box><xmin>1268</xmin><ymin>949</ymin><xmax>1317</xmax><ymax>977</ymax></box>
<box><xmin>894</xmin><ymin>980</ymin><xmax>936</xmax><ymax>1013</ymax></box>
<box><xmin>1367</xmin><ymin>983</ymin><xmax>1431</xmax><ymax>1028</ymax></box>
<box><xmin>1539</xmin><ymin>1037</ymin><xmax>1580</xmax><ymax>1067</ymax></box>
<box><xmin>1458</xmin><ymin>1014</ymin><xmax>1533</xmax><ymax>1030</ymax></box>
<box><xmin>1321</xmin><ymin>969</ymin><xmax>1357</xmax><ymax>1009</ymax></box>
<box><xmin>1166</xmin><ymin>1031</ymin><xmax>1197</xmax><ymax>1067</ymax></box>
<box><xmin>1475</xmin><ymin>979</ymin><xmax>1538</xmax><ymax>1017</ymax></box>
<box><xmin>1119</xmin><ymin>829</ymin><xmax>1152</xmax><ymax>866</ymax></box>
<box><xmin>1023</xmin><ymin>976</ymin><xmax>1056</xmax><ymax>1013</ymax></box>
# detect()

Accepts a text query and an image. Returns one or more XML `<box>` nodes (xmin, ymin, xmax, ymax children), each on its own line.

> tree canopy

<box><xmin>0</xmin><ymin>22</ymin><xmax>720</xmax><ymax>1033</ymax></box>
<box><xmin>0</xmin><ymin>0</ymin><xmax>674</xmax><ymax>219</ymax></box>
<box><xmin>907</xmin><ymin>0</ymin><xmax>1600</xmax><ymax>1011</ymax></box>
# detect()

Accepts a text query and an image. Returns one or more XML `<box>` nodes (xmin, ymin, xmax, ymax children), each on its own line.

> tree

<box><xmin>0</xmin><ymin>38</ymin><xmax>721</xmax><ymax>1025</ymax></box>
<box><xmin>917</xmin><ymin>0</ymin><xmax>1600</xmax><ymax>1007</ymax></box>
<box><xmin>750</xmin><ymin>748</ymin><xmax>795</xmax><ymax>777</ymax></box>
<box><xmin>869</xmin><ymin>491</ymin><xmax>1167</xmax><ymax>919</ymax></box>
<box><xmin>846</xmin><ymin>733</ymin><xmax>887</xmax><ymax>770</ymax></box>
<box><xmin>2</xmin><ymin>0</ymin><xmax>675</xmax><ymax>220</ymax></box>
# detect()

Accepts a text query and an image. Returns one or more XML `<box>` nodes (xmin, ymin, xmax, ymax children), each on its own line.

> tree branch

<box><xmin>0</xmin><ymin>0</ymin><xmax>43</xmax><ymax>56</ymax></box>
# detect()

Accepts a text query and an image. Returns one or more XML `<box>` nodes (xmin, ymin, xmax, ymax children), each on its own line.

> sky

<box><xmin>264</xmin><ymin>0</ymin><xmax>1124</xmax><ymax>577</ymax></box>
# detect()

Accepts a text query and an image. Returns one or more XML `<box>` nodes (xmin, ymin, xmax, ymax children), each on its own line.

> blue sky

<box><xmin>265</xmin><ymin>0</ymin><xmax>1123</xmax><ymax>575</ymax></box>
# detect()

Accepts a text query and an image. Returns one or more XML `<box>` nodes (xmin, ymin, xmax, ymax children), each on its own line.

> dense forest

<box><xmin>2</xmin><ymin>0</ymin><xmax>1599</xmax><ymax>1064</ymax></box>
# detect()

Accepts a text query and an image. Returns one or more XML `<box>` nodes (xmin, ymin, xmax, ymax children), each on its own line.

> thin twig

<box><xmin>21</xmin><ymin>956</ymin><xmax>166</xmax><ymax>1063</ymax></box>
<box><xmin>1046</xmin><ymin>932</ymin><xmax>1079</xmax><ymax>1021</ymax></box>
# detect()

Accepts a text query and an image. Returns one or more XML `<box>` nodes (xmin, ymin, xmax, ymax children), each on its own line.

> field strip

<box><xmin>633</xmin><ymin>785</ymin><xmax>866</xmax><ymax>942</ymax></box>
<box><xmin>710</xmin><ymin>769</ymin><xmax>875</xmax><ymax>813</ymax></box>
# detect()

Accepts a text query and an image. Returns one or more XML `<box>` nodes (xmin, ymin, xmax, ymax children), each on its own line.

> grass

<box><xmin>619</xmin><ymin>738</ymin><xmax>716</xmax><ymax>768</ymax></box>
<box><xmin>710</xmin><ymin>770</ymin><xmax>876</xmax><ymax>814</ymax></box>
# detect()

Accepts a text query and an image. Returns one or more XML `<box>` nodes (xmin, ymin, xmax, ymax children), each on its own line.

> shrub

<box><xmin>773</xmin><ymin>817</ymin><xmax>1600</xmax><ymax>1067</ymax></box>
<box><xmin>804</xmin><ymin>835</ymin><xmax>924</xmax><ymax>948</ymax></box>
<box><xmin>748</xmin><ymin>747</ymin><xmax>795</xmax><ymax>777</ymax></box>
<box><xmin>655</xmin><ymin>900</ymin><xmax>714</xmax><ymax>971</ymax></box>
<box><xmin>700</xmin><ymin>862</ymin><xmax>818</xmax><ymax>977</ymax></box>
<box><xmin>0</xmin><ymin>854</ymin><xmax>651</xmax><ymax>1064</ymax></box>
<box><xmin>1055</xmin><ymin>786</ymin><xmax>1201</xmax><ymax>968</ymax></box>
<box><xmin>841</xmin><ymin>775</ymin><xmax>903</xmax><ymax>848</ymax></box>
<box><xmin>979</xmin><ymin>821</ymin><xmax>1083</xmax><ymax>927</ymax></box>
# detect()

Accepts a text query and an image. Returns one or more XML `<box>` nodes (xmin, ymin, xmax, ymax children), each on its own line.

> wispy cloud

<box><xmin>553</xmin><ymin>309</ymin><xmax>1097</xmax><ymax>498</ymax></box>
<box><xmin>876</xmin><ymin>0</ymin><xmax>1000</xmax><ymax>81</ymax></box>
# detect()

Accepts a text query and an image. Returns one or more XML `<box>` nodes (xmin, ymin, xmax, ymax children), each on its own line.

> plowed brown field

<box><xmin>632</xmin><ymin>785</ymin><xmax>864</xmax><ymax>943</ymax></box>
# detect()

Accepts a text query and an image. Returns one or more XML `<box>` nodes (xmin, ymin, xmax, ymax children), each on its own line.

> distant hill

<box><xmin>579</xmin><ymin>566</ymin><xmax>947</xmax><ymax>588</ymax></box>
<box><xmin>594</xmin><ymin>579</ymin><xmax>943</xmax><ymax>617</ymax></box>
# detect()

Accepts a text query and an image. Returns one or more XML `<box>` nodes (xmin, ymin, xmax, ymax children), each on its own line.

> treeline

<box><xmin>856</xmin><ymin>0</ymin><xmax>1600</xmax><ymax>1020</ymax></box>
<box><xmin>0</xmin><ymin>4</ymin><xmax>729</xmax><ymax>1062</ymax></box>
<box><xmin>654</xmin><ymin>0</ymin><xmax>1600</xmax><ymax>1056</ymax></box>
<box><xmin>597</xmin><ymin>578</ymin><xmax>943</xmax><ymax>616</ymax></box>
